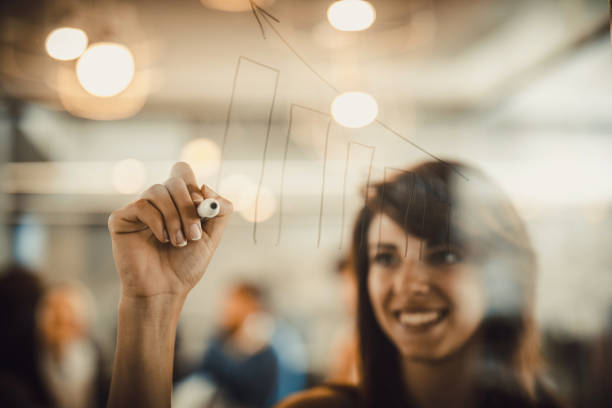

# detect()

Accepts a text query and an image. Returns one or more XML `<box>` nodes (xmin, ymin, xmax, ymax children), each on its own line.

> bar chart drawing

<box><xmin>340</xmin><ymin>141</ymin><xmax>375</xmax><ymax>250</ymax></box>
<box><xmin>213</xmin><ymin>55</ymin><xmax>279</xmax><ymax>244</ymax></box>
<box><xmin>208</xmin><ymin>3</ymin><xmax>468</xmax><ymax>248</ymax></box>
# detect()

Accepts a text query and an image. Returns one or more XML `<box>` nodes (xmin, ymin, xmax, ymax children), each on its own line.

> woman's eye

<box><xmin>373</xmin><ymin>252</ymin><xmax>398</xmax><ymax>267</ymax></box>
<box><xmin>426</xmin><ymin>249</ymin><xmax>463</xmax><ymax>266</ymax></box>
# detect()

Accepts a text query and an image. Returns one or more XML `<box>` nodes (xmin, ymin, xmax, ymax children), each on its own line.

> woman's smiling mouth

<box><xmin>392</xmin><ymin>308</ymin><xmax>449</xmax><ymax>330</ymax></box>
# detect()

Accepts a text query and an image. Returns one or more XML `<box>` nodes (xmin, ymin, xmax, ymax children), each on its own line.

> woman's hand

<box><xmin>107</xmin><ymin>161</ymin><xmax>232</xmax><ymax>408</ymax></box>
<box><xmin>108</xmin><ymin>161</ymin><xmax>233</xmax><ymax>301</ymax></box>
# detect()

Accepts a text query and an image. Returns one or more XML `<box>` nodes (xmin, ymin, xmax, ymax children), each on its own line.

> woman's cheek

<box><xmin>368</xmin><ymin>269</ymin><xmax>389</xmax><ymax>322</ymax></box>
<box><xmin>445</xmin><ymin>267</ymin><xmax>486</xmax><ymax>334</ymax></box>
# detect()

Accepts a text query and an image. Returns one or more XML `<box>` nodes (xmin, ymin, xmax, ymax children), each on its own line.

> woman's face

<box><xmin>367</xmin><ymin>213</ymin><xmax>485</xmax><ymax>361</ymax></box>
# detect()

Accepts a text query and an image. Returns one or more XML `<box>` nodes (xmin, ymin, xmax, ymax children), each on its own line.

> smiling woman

<box><xmin>279</xmin><ymin>160</ymin><xmax>563</xmax><ymax>408</ymax></box>
<box><xmin>352</xmin><ymin>161</ymin><xmax>562</xmax><ymax>408</ymax></box>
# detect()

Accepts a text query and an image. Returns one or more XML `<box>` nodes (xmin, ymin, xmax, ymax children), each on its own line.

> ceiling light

<box><xmin>331</xmin><ymin>91</ymin><xmax>378</xmax><ymax>128</ymax></box>
<box><xmin>45</xmin><ymin>27</ymin><xmax>88</xmax><ymax>61</ymax></box>
<box><xmin>327</xmin><ymin>0</ymin><xmax>376</xmax><ymax>32</ymax></box>
<box><xmin>76</xmin><ymin>42</ymin><xmax>135</xmax><ymax>97</ymax></box>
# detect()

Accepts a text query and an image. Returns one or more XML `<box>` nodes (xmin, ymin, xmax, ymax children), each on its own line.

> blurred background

<box><xmin>0</xmin><ymin>0</ymin><xmax>611</xmax><ymax>407</ymax></box>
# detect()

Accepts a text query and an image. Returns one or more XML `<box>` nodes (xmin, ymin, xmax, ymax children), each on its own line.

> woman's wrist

<box><xmin>118</xmin><ymin>293</ymin><xmax>186</xmax><ymax>326</ymax></box>
<box><xmin>111</xmin><ymin>293</ymin><xmax>185</xmax><ymax>408</ymax></box>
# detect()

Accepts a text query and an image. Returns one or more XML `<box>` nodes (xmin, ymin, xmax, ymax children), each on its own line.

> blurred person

<box><xmin>268</xmin><ymin>313</ymin><xmax>307</xmax><ymax>403</ymax></box>
<box><xmin>327</xmin><ymin>255</ymin><xmax>359</xmax><ymax>385</ymax></box>
<box><xmin>196</xmin><ymin>282</ymin><xmax>279</xmax><ymax>407</ymax></box>
<box><xmin>173</xmin><ymin>281</ymin><xmax>305</xmax><ymax>408</ymax></box>
<box><xmin>37</xmin><ymin>283</ymin><xmax>109</xmax><ymax>408</ymax></box>
<box><xmin>0</xmin><ymin>264</ymin><xmax>54</xmax><ymax>408</ymax></box>
<box><xmin>105</xmin><ymin>160</ymin><xmax>564</xmax><ymax>408</ymax></box>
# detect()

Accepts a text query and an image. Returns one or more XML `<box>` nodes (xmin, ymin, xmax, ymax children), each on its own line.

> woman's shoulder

<box><xmin>275</xmin><ymin>384</ymin><xmax>361</xmax><ymax>408</ymax></box>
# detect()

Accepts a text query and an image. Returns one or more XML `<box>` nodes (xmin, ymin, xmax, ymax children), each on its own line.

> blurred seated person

<box><xmin>37</xmin><ymin>283</ymin><xmax>109</xmax><ymax>408</ymax></box>
<box><xmin>0</xmin><ymin>264</ymin><xmax>54</xmax><ymax>408</ymax></box>
<box><xmin>197</xmin><ymin>282</ymin><xmax>278</xmax><ymax>407</ymax></box>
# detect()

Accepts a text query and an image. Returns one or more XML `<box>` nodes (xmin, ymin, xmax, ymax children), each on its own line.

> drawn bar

<box><xmin>339</xmin><ymin>141</ymin><xmax>375</xmax><ymax>250</ymax></box>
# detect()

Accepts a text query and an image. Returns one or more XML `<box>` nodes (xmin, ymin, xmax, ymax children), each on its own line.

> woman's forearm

<box><xmin>107</xmin><ymin>294</ymin><xmax>185</xmax><ymax>408</ymax></box>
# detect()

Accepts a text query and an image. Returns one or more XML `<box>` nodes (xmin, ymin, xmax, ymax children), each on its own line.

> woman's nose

<box><xmin>393</xmin><ymin>259</ymin><xmax>430</xmax><ymax>296</ymax></box>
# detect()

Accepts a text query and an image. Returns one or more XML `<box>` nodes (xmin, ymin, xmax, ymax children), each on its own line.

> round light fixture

<box><xmin>327</xmin><ymin>0</ymin><xmax>376</xmax><ymax>32</ymax></box>
<box><xmin>45</xmin><ymin>27</ymin><xmax>88</xmax><ymax>61</ymax></box>
<box><xmin>76</xmin><ymin>42</ymin><xmax>135</xmax><ymax>97</ymax></box>
<box><xmin>331</xmin><ymin>91</ymin><xmax>378</xmax><ymax>128</ymax></box>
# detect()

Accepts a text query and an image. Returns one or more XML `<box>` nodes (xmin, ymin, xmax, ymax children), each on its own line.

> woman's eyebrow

<box><xmin>371</xmin><ymin>243</ymin><xmax>398</xmax><ymax>253</ymax></box>
<box><xmin>425</xmin><ymin>243</ymin><xmax>461</xmax><ymax>252</ymax></box>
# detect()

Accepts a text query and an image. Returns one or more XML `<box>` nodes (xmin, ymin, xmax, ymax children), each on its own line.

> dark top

<box><xmin>199</xmin><ymin>336</ymin><xmax>279</xmax><ymax>408</ymax></box>
<box><xmin>275</xmin><ymin>382</ymin><xmax>566</xmax><ymax>408</ymax></box>
<box><xmin>275</xmin><ymin>385</ymin><xmax>361</xmax><ymax>408</ymax></box>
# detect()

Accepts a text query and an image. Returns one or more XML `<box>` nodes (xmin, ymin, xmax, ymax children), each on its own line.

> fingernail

<box><xmin>175</xmin><ymin>230</ymin><xmax>187</xmax><ymax>247</ymax></box>
<box><xmin>189</xmin><ymin>224</ymin><xmax>202</xmax><ymax>241</ymax></box>
<box><xmin>191</xmin><ymin>192</ymin><xmax>204</xmax><ymax>203</ymax></box>
<box><xmin>163</xmin><ymin>229</ymin><xmax>170</xmax><ymax>242</ymax></box>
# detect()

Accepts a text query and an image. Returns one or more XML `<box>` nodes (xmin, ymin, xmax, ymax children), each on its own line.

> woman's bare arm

<box><xmin>106</xmin><ymin>162</ymin><xmax>232</xmax><ymax>408</ymax></box>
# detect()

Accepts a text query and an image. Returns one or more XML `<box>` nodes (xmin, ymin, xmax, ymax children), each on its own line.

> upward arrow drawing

<box><xmin>247</xmin><ymin>0</ymin><xmax>468</xmax><ymax>180</ymax></box>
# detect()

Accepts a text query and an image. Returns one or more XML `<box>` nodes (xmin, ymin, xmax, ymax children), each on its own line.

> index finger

<box><xmin>170</xmin><ymin>162</ymin><xmax>203</xmax><ymax>202</ymax></box>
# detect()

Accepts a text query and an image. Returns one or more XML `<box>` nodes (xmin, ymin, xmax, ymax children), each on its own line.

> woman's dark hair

<box><xmin>0</xmin><ymin>263</ymin><xmax>53</xmax><ymax>407</ymax></box>
<box><xmin>351</xmin><ymin>161</ymin><xmax>545</xmax><ymax>407</ymax></box>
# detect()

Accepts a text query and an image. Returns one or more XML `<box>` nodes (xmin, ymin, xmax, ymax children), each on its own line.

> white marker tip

<box><xmin>197</xmin><ymin>198</ymin><xmax>220</xmax><ymax>218</ymax></box>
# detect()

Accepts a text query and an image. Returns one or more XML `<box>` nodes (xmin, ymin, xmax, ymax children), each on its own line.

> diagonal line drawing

<box><xmin>339</xmin><ymin>141</ymin><xmax>376</xmax><ymax>250</ymax></box>
<box><xmin>256</xmin><ymin>8</ymin><xmax>467</xmax><ymax>181</ymax></box>
<box><xmin>249</xmin><ymin>0</ymin><xmax>266</xmax><ymax>38</ymax></box>
<box><xmin>249</xmin><ymin>0</ymin><xmax>280</xmax><ymax>39</ymax></box>
<box><xmin>258</xmin><ymin>9</ymin><xmax>341</xmax><ymax>94</ymax></box>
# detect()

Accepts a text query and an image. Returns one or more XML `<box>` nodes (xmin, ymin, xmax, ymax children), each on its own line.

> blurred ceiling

<box><xmin>0</xmin><ymin>0</ymin><xmax>607</xmax><ymax>118</ymax></box>
<box><xmin>0</xmin><ymin>0</ymin><xmax>610</xmax><ymax>222</ymax></box>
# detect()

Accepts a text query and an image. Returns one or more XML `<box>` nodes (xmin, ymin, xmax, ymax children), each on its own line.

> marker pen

<box><xmin>197</xmin><ymin>198</ymin><xmax>220</xmax><ymax>219</ymax></box>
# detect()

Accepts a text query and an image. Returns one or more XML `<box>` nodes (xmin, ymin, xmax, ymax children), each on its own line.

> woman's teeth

<box><xmin>397</xmin><ymin>310</ymin><xmax>445</xmax><ymax>327</ymax></box>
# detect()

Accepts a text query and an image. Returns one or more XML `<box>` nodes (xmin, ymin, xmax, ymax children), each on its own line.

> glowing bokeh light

<box><xmin>219</xmin><ymin>174</ymin><xmax>255</xmax><ymax>212</ymax></box>
<box><xmin>327</xmin><ymin>0</ymin><xmax>376</xmax><ymax>32</ymax></box>
<box><xmin>45</xmin><ymin>27</ymin><xmax>88</xmax><ymax>61</ymax></box>
<box><xmin>331</xmin><ymin>91</ymin><xmax>378</xmax><ymax>128</ymax></box>
<box><xmin>76</xmin><ymin>43</ymin><xmax>135</xmax><ymax>97</ymax></box>
<box><xmin>56</xmin><ymin>64</ymin><xmax>151</xmax><ymax>120</ymax></box>
<box><xmin>112</xmin><ymin>159</ymin><xmax>147</xmax><ymax>194</ymax></box>
<box><xmin>239</xmin><ymin>185</ymin><xmax>277</xmax><ymax>223</ymax></box>
<box><xmin>180</xmin><ymin>138</ymin><xmax>221</xmax><ymax>178</ymax></box>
